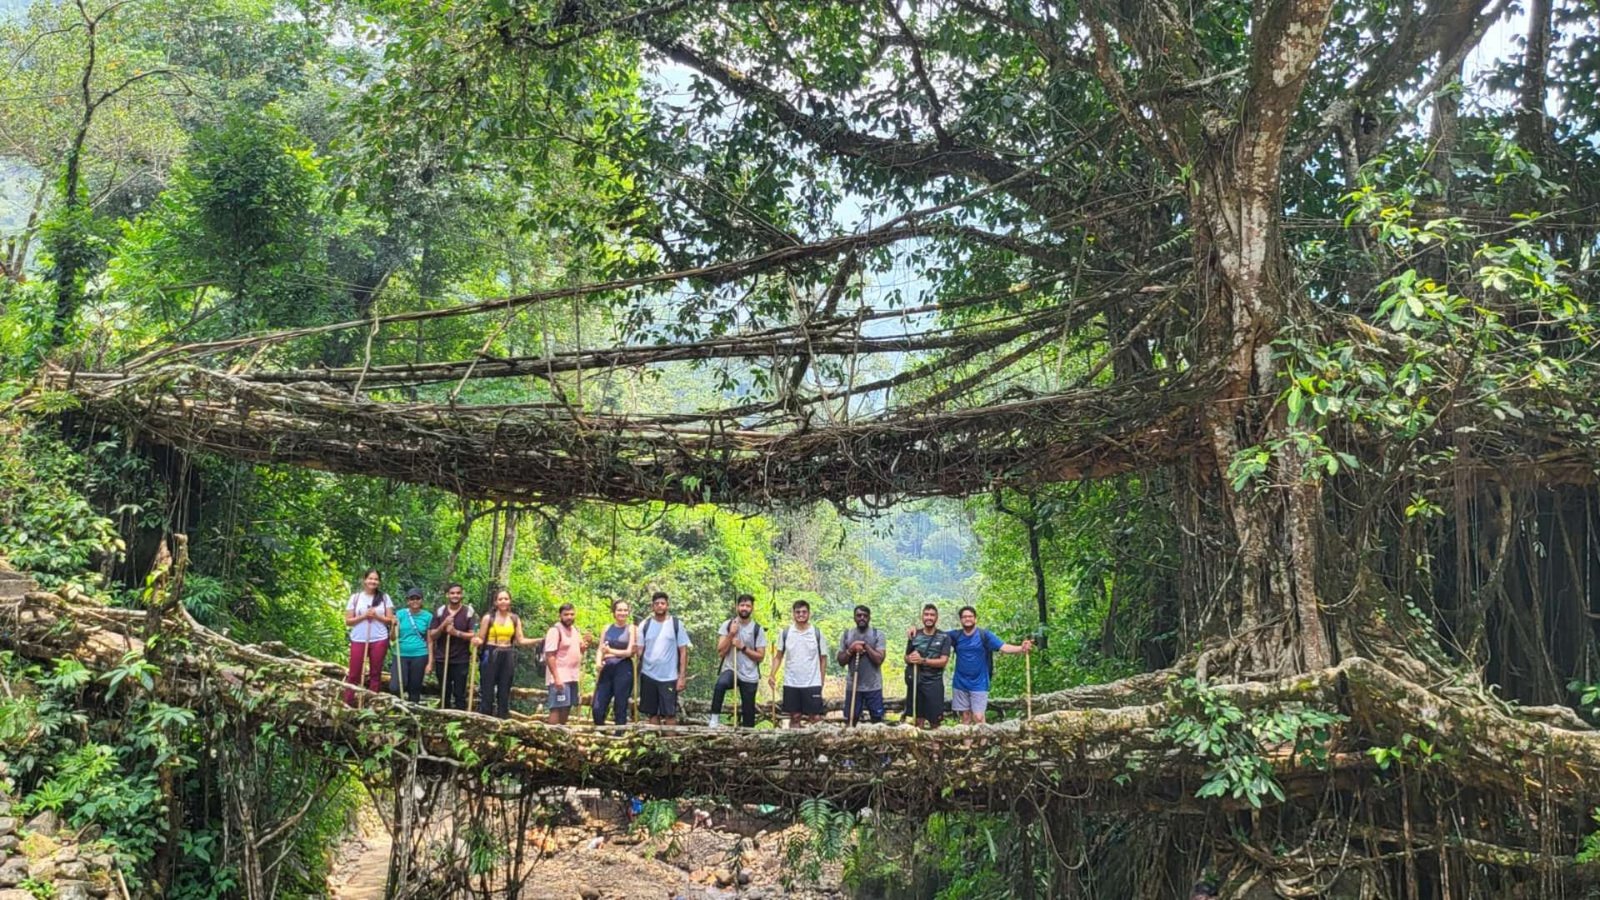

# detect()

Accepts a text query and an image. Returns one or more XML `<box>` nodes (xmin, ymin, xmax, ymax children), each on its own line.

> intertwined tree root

<box><xmin>5</xmin><ymin>587</ymin><xmax>1599</xmax><ymax>828</ymax></box>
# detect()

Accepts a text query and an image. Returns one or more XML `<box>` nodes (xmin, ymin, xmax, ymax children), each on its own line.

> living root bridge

<box><xmin>36</xmin><ymin>365</ymin><xmax>1208</xmax><ymax>505</ymax></box>
<box><xmin>7</xmin><ymin>587</ymin><xmax>1600</xmax><ymax>821</ymax></box>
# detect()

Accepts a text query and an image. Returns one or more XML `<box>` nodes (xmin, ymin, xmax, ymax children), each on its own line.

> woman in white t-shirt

<box><xmin>342</xmin><ymin>569</ymin><xmax>395</xmax><ymax>706</ymax></box>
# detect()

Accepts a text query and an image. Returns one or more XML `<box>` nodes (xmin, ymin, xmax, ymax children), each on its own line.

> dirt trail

<box><xmin>327</xmin><ymin>808</ymin><xmax>394</xmax><ymax>900</ymax></box>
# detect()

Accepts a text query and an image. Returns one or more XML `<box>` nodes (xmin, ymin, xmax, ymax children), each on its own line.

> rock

<box><xmin>57</xmin><ymin>843</ymin><xmax>79</xmax><ymax>862</ymax></box>
<box><xmin>578</xmin><ymin>889</ymin><xmax>600</xmax><ymax>900</ymax></box>
<box><xmin>57</xmin><ymin>882</ymin><xmax>92</xmax><ymax>900</ymax></box>
<box><xmin>737</xmin><ymin>870</ymin><xmax>752</xmax><ymax>885</ymax></box>
<box><xmin>23</xmin><ymin>810</ymin><xmax>59</xmax><ymax>837</ymax></box>
<box><xmin>88</xmin><ymin>854</ymin><xmax>113</xmax><ymax>871</ymax></box>
<box><xmin>713</xmin><ymin>868</ymin><xmax>735</xmax><ymax>887</ymax></box>
<box><xmin>0</xmin><ymin>819</ymin><xmax>13</xmax><ymax>837</ymax></box>
<box><xmin>0</xmin><ymin>838</ymin><xmax>14</xmax><ymax>853</ymax></box>
<box><xmin>60</xmin><ymin>859</ymin><xmax>89</xmax><ymax>879</ymax></box>
<box><xmin>76</xmin><ymin>825</ymin><xmax>101</xmax><ymax>843</ymax></box>
<box><xmin>0</xmin><ymin>890</ymin><xmax>35</xmax><ymax>900</ymax></box>
<box><xmin>28</xmin><ymin>857</ymin><xmax>56</xmax><ymax>880</ymax></box>
<box><xmin>0</xmin><ymin>857</ymin><xmax>24</xmax><ymax>888</ymax></box>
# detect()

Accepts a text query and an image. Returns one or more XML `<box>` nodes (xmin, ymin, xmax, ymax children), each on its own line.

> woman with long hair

<box><xmin>470</xmin><ymin>588</ymin><xmax>537</xmax><ymax>718</ymax></box>
<box><xmin>591</xmin><ymin>599</ymin><xmax>636</xmax><ymax>725</ymax></box>
<box><xmin>343</xmin><ymin>569</ymin><xmax>394</xmax><ymax>706</ymax></box>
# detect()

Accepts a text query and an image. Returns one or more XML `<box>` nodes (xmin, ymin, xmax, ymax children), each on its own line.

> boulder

<box><xmin>0</xmin><ymin>890</ymin><xmax>36</xmax><ymax>900</ymax></box>
<box><xmin>57</xmin><ymin>843</ymin><xmax>79</xmax><ymax>862</ymax></box>
<box><xmin>0</xmin><ymin>857</ymin><xmax>26</xmax><ymax>888</ymax></box>
<box><xmin>0</xmin><ymin>819</ymin><xmax>13</xmax><ymax>837</ymax></box>
<box><xmin>60</xmin><ymin>859</ymin><xmax>90</xmax><ymax>879</ymax></box>
<box><xmin>57</xmin><ymin>882</ymin><xmax>93</xmax><ymax>900</ymax></box>
<box><xmin>0</xmin><ymin>837</ymin><xmax>15</xmax><ymax>853</ymax></box>
<box><xmin>23</xmin><ymin>810</ymin><xmax>59</xmax><ymax>837</ymax></box>
<box><xmin>27</xmin><ymin>856</ymin><xmax>56</xmax><ymax>880</ymax></box>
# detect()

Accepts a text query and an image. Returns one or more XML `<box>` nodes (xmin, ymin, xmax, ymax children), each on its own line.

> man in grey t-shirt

<box><xmin>837</xmin><ymin>604</ymin><xmax>887</xmax><ymax>725</ymax></box>
<box><xmin>711</xmin><ymin>593</ymin><xmax>768</xmax><ymax>727</ymax></box>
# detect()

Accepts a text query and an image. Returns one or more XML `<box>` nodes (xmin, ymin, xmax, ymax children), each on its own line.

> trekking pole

<box><xmin>845</xmin><ymin>655</ymin><xmax>859</xmax><ymax>727</ymax></box>
<box><xmin>467</xmin><ymin>647</ymin><xmax>479</xmax><ymax>712</ymax></box>
<box><xmin>630</xmin><ymin>652</ymin><xmax>640</xmax><ymax>723</ymax></box>
<box><xmin>907</xmin><ymin>664</ymin><xmax>920</xmax><ymax>726</ymax></box>
<box><xmin>440</xmin><ymin>633</ymin><xmax>451</xmax><ymax>707</ymax></box>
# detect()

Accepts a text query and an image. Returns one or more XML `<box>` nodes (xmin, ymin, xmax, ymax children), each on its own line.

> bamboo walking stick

<box><xmin>467</xmin><ymin>646</ymin><xmax>479</xmax><ymax>712</ymax></box>
<box><xmin>630</xmin><ymin>651</ymin><xmax>640</xmax><ymax>723</ymax></box>
<box><xmin>908</xmin><ymin>664</ymin><xmax>920</xmax><ymax>726</ymax></box>
<box><xmin>1025</xmin><ymin>649</ymin><xmax>1032</xmax><ymax>720</ymax></box>
<box><xmin>440</xmin><ymin>633</ymin><xmax>451</xmax><ymax>706</ymax></box>
<box><xmin>845</xmin><ymin>654</ymin><xmax>859</xmax><ymax>727</ymax></box>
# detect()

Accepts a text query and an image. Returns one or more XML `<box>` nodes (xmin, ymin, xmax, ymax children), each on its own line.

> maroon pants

<box><xmin>344</xmin><ymin>638</ymin><xmax>389</xmax><ymax>705</ymax></box>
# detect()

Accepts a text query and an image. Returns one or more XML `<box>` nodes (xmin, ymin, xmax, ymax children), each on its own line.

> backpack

<box><xmin>434</xmin><ymin>604</ymin><xmax>477</xmax><ymax>641</ymax></box>
<box><xmin>534</xmin><ymin>622</ymin><xmax>578</xmax><ymax>681</ymax></box>
<box><xmin>720</xmin><ymin>620</ymin><xmax>764</xmax><ymax>666</ymax></box>
<box><xmin>841</xmin><ymin>627</ymin><xmax>882</xmax><ymax>671</ymax></box>
<box><xmin>640</xmin><ymin>615</ymin><xmax>685</xmax><ymax>647</ymax></box>
<box><xmin>784</xmin><ymin>624</ymin><xmax>825</xmax><ymax>679</ymax></box>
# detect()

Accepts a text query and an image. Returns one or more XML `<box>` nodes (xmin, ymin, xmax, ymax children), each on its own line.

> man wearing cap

<box><xmin>393</xmin><ymin>588</ymin><xmax>435</xmax><ymax>703</ymax></box>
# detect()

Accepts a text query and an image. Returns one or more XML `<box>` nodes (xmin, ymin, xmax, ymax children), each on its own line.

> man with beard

<box><xmin>904</xmin><ymin>604</ymin><xmax>952</xmax><ymax>728</ymax></box>
<box><xmin>947</xmin><ymin>606</ymin><xmax>1033</xmax><ymax>725</ymax></box>
<box><xmin>427</xmin><ymin>583</ymin><xmax>475</xmax><ymax>710</ymax></box>
<box><xmin>710</xmin><ymin>593</ymin><xmax>767</xmax><ymax>727</ymax></box>
<box><xmin>836</xmin><ymin>605</ymin><xmax>886</xmax><ymax>725</ymax></box>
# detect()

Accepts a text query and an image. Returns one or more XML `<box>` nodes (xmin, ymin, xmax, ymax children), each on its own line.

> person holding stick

<box><xmin>592</xmin><ymin>599</ymin><xmax>636</xmax><ymax>725</ymax></box>
<box><xmin>428</xmin><ymin>583</ymin><xmax>475</xmax><ymax>710</ymax></box>
<box><xmin>768</xmin><ymin>600</ymin><xmax>829</xmax><ymax>728</ymax></box>
<box><xmin>945</xmin><ymin>606</ymin><xmax>1033</xmax><ymax>725</ymax></box>
<box><xmin>342</xmin><ymin>569</ymin><xmax>394</xmax><ymax>706</ymax></box>
<box><xmin>904</xmin><ymin>604</ymin><xmax>951</xmax><ymax>729</ymax></box>
<box><xmin>836</xmin><ymin>605</ymin><xmax>885</xmax><ymax>725</ymax></box>
<box><xmin>393</xmin><ymin>588</ymin><xmax>434</xmax><ymax>703</ymax></box>
<box><xmin>711</xmin><ymin>594</ymin><xmax>767</xmax><ymax>728</ymax></box>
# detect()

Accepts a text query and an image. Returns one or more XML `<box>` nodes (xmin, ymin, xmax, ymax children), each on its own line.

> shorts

<box><xmin>905</xmin><ymin>679</ymin><xmax>944</xmax><ymax>725</ymax></box>
<box><xmin>782</xmin><ymin>685</ymin><xmax>824</xmax><ymax>716</ymax></box>
<box><xmin>547</xmin><ymin>680</ymin><xmax>580</xmax><ymax>710</ymax></box>
<box><xmin>952</xmin><ymin>688</ymin><xmax>988</xmax><ymax>714</ymax></box>
<box><xmin>639</xmin><ymin>674</ymin><xmax>678</xmax><ymax>718</ymax></box>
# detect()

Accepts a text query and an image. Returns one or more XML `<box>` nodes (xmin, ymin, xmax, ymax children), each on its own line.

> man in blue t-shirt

<box><xmin>946</xmin><ymin>606</ymin><xmax>1032</xmax><ymax>724</ymax></box>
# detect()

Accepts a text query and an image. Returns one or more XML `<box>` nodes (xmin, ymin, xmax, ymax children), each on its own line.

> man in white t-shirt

<box><xmin>768</xmin><ymin>600</ymin><xmax>828</xmax><ymax>727</ymax></box>
<box><xmin>638</xmin><ymin>591</ymin><xmax>692</xmax><ymax>725</ymax></box>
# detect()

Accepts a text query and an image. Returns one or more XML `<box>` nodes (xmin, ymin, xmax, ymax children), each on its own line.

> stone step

<box><xmin>0</xmin><ymin>571</ymin><xmax>38</xmax><ymax>600</ymax></box>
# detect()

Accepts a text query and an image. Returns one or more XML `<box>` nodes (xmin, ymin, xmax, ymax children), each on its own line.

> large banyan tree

<box><xmin>26</xmin><ymin>0</ymin><xmax>1600</xmax><ymax>895</ymax></box>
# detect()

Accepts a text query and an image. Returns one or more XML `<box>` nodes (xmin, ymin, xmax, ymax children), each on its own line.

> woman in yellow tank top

<box><xmin>471</xmin><ymin>589</ymin><xmax>537</xmax><ymax>718</ymax></box>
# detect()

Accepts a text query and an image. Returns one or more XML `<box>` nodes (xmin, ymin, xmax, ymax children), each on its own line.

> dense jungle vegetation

<box><xmin>3</xmin><ymin>0</ymin><xmax>1600</xmax><ymax>897</ymax></box>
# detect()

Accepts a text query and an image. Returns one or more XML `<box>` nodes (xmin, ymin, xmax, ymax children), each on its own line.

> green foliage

<box><xmin>1578</xmin><ymin>809</ymin><xmax>1600</xmax><ymax>864</ymax></box>
<box><xmin>0</xmin><ymin>421</ymin><xmax>123</xmax><ymax>586</ymax></box>
<box><xmin>1367</xmin><ymin>733</ymin><xmax>1444</xmax><ymax>771</ymax></box>
<box><xmin>1160</xmin><ymin>677</ymin><xmax>1346</xmax><ymax>808</ymax></box>
<box><xmin>632</xmin><ymin>799</ymin><xmax>678</xmax><ymax>837</ymax></box>
<box><xmin>781</xmin><ymin>799</ymin><xmax>857</xmax><ymax>889</ymax></box>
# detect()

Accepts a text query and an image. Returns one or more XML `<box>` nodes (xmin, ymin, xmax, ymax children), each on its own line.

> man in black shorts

<box><xmin>768</xmin><ymin>600</ymin><xmax>829</xmax><ymax>727</ymax></box>
<box><xmin>637</xmin><ymin>591</ymin><xmax>691</xmax><ymax>725</ymax></box>
<box><xmin>904</xmin><ymin>603</ymin><xmax>951</xmax><ymax>728</ymax></box>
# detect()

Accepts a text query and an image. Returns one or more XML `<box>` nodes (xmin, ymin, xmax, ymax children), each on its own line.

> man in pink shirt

<box><xmin>544</xmin><ymin>603</ymin><xmax>588</xmax><ymax>725</ymax></box>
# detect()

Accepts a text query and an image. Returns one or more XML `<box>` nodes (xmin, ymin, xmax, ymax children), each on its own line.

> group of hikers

<box><xmin>341</xmin><ymin>569</ymin><xmax>1034</xmax><ymax>726</ymax></box>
